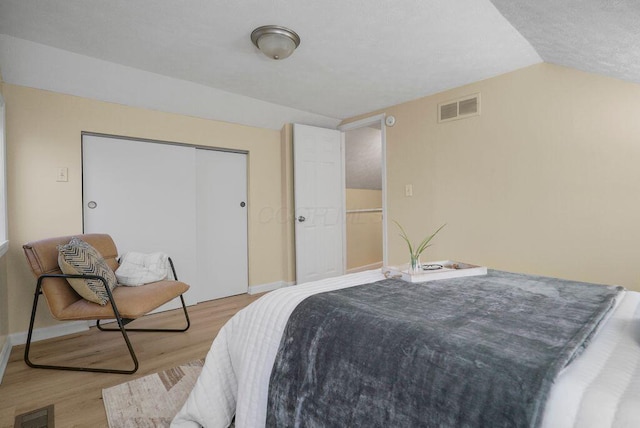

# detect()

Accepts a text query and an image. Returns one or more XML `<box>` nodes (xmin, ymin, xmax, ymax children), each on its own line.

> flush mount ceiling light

<box><xmin>251</xmin><ymin>25</ymin><xmax>301</xmax><ymax>60</ymax></box>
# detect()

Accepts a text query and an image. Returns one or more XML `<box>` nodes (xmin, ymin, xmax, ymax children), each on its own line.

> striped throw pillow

<box><xmin>57</xmin><ymin>237</ymin><xmax>118</xmax><ymax>305</ymax></box>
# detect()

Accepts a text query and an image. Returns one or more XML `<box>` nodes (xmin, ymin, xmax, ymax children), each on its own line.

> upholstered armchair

<box><xmin>22</xmin><ymin>233</ymin><xmax>190</xmax><ymax>374</ymax></box>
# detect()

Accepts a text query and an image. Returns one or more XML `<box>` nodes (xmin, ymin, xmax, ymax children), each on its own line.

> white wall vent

<box><xmin>438</xmin><ymin>93</ymin><xmax>480</xmax><ymax>123</ymax></box>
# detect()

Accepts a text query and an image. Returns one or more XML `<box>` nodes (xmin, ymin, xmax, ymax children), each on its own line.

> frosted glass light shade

<box><xmin>257</xmin><ymin>33</ymin><xmax>296</xmax><ymax>60</ymax></box>
<box><xmin>251</xmin><ymin>25</ymin><xmax>301</xmax><ymax>60</ymax></box>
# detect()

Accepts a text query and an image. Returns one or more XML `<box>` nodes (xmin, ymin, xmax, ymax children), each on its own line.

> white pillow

<box><xmin>115</xmin><ymin>252</ymin><xmax>169</xmax><ymax>286</ymax></box>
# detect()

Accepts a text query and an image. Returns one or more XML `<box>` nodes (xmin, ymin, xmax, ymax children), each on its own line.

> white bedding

<box><xmin>115</xmin><ymin>251</ymin><xmax>169</xmax><ymax>286</ymax></box>
<box><xmin>171</xmin><ymin>270</ymin><xmax>640</xmax><ymax>428</ymax></box>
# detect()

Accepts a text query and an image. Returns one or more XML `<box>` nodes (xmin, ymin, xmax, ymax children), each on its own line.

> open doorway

<box><xmin>343</xmin><ymin>121</ymin><xmax>384</xmax><ymax>273</ymax></box>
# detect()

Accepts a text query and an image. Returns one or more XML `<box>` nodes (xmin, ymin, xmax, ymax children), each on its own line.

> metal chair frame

<box><xmin>24</xmin><ymin>258</ymin><xmax>190</xmax><ymax>374</ymax></box>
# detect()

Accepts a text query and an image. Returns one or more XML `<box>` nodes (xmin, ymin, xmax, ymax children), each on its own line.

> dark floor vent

<box><xmin>14</xmin><ymin>404</ymin><xmax>54</xmax><ymax>428</ymax></box>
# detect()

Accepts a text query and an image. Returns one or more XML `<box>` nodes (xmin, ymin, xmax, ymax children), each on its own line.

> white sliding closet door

<box><xmin>83</xmin><ymin>135</ymin><xmax>249</xmax><ymax>307</ymax></box>
<box><xmin>196</xmin><ymin>149</ymin><xmax>248</xmax><ymax>299</ymax></box>
<box><xmin>82</xmin><ymin>135</ymin><xmax>198</xmax><ymax>308</ymax></box>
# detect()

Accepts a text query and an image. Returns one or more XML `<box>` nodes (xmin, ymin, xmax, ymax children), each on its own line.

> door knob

<box><xmin>298</xmin><ymin>216</ymin><xmax>306</xmax><ymax>222</ymax></box>
<box><xmin>87</xmin><ymin>201</ymin><xmax>97</xmax><ymax>209</ymax></box>
<box><xmin>240</xmin><ymin>201</ymin><xmax>246</xmax><ymax>207</ymax></box>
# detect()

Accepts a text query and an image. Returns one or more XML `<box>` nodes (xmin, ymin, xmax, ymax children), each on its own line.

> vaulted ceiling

<box><xmin>0</xmin><ymin>0</ymin><xmax>637</xmax><ymax>121</ymax></box>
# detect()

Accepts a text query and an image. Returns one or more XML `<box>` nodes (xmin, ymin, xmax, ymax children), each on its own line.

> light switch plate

<box><xmin>57</xmin><ymin>167</ymin><xmax>68</xmax><ymax>182</ymax></box>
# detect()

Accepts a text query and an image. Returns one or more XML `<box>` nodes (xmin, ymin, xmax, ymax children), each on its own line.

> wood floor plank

<box><xmin>0</xmin><ymin>292</ymin><xmax>263</xmax><ymax>428</ymax></box>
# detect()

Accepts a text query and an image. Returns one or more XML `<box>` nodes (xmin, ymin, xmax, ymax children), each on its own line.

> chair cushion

<box><xmin>58</xmin><ymin>237</ymin><xmax>118</xmax><ymax>305</ymax></box>
<box><xmin>56</xmin><ymin>279</ymin><xmax>190</xmax><ymax>320</ymax></box>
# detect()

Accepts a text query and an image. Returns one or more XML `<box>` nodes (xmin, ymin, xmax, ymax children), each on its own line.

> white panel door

<box><xmin>293</xmin><ymin>124</ymin><xmax>345</xmax><ymax>284</ymax></box>
<box><xmin>82</xmin><ymin>135</ymin><xmax>198</xmax><ymax>308</ymax></box>
<box><xmin>196</xmin><ymin>149</ymin><xmax>248</xmax><ymax>300</ymax></box>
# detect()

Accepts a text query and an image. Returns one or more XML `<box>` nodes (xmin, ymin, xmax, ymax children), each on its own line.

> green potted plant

<box><xmin>393</xmin><ymin>221</ymin><xmax>446</xmax><ymax>273</ymax></box>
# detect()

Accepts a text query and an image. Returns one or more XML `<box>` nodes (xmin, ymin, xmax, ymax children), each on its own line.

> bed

<box><xmin>172</xmin><ymin>269</ymin><xmax>640</xmax><ymax>428</ymax></box>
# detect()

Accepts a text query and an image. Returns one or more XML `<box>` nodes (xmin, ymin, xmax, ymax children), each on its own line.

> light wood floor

<box><xmin>0</xmin><ymin>293</ymin><xmax>262</xmax><ymax>428</ymax></box>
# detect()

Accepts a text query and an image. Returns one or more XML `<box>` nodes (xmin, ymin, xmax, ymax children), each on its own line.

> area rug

<box><xmin>103</xmin><ymin>359</ymin><xmax>203</xmax><ymax>427</ymax></box>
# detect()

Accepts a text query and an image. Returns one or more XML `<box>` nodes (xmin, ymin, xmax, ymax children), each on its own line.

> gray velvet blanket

<box><xmin>266</xmin><ymin>270</ymin><xmax>622</xmax><ymax>428</ymax></box>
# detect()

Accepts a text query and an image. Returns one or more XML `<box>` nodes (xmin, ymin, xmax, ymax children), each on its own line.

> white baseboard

<box><xmin>0</xmin><ymin>337</ymin><xmax>12</xmax><ymax>384</ymax></box>
<box><xmin>248</xmin><ymin>280</ymin><xmax>295</xmax><ymax>295</ymax></box>
<box><xmin>346</xmin><ymin>261</ymin><xmax>383</xmax><ymax>274</ymax></box>
<box><xmin>9</xmin><ymin>321</ymin><xmax>90</xmax><ymax>346</ymax></box>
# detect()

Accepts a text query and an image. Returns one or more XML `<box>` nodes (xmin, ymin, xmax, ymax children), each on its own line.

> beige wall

<box><xmin>0</xmin><ymin>83</ymin><xmax>8</xmax><ymax>353</ymax></box>
<box><xmin>280</xmin><ymin>124</ymin><xmax>296</xmax><ymax>283</ymax></box>
<box><xmin>346</xmin><ymin>189</ymin><xmax>383</xmax><ymax>270</ymax></box>
<box><xmin>346</xmin><ymin>63</ymin><xmax>640</xmax><ymax>292</ymax></box>
<box><xmin>4</xmin><ymin>84</ymin><xmax>286</xmax><ymax>334</ymax></box>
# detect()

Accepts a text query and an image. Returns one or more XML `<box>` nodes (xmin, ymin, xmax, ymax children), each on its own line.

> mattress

<box><xmin>171</xmin><ymin>270</ymin><xmax>640</xmax><ymax>428</ymax></box>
